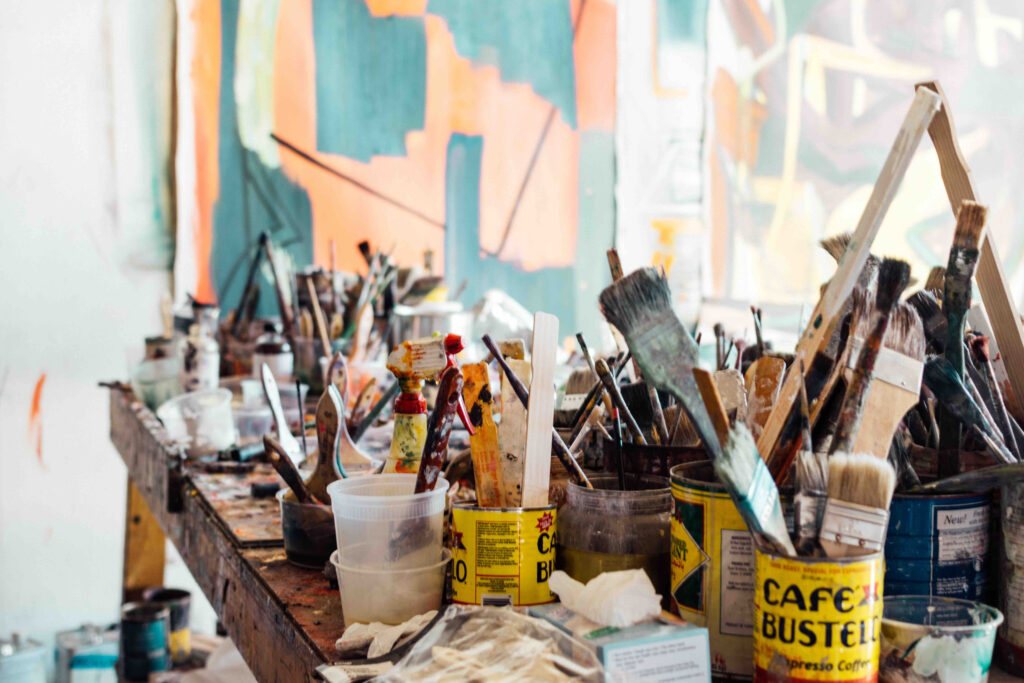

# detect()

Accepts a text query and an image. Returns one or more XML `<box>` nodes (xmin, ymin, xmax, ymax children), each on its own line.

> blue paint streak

<box><xmin>657</xmin><ymin>0</ymin><xmax>707</xmax><ymax>44</ymax></box>
<box><xmin>574</xmin><ymin>130</ymin><xmax>615</xmax><ymax>343</ymax></box>
<box><xmin>213</xmin><ymin>0</ymin><xmax>313</xmax><ymax>317</ymax></box>
<box><xmin>428</xmin><ymin>0</ymin><xmax>577</xmax><ymax>127</ymax></box>
<box><xmin>312</xmin><ymin>0</ymin><xmax>427</xmax><ymax>161</ymax></box>
<box><xmin>445</xmin><ymin>133</ymin><xmax>579</xmax><ymax>333</ymax></box>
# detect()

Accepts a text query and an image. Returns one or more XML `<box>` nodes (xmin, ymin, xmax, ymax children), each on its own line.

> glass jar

<box><xmin>252</xmin><ymin>322</ymin><xmax>293</xmax><ymax>379</ymax></box>
<box><xmin>179</xmin><ymin>301</ymin><xmax>220</xmax><ymax>392</ymax></box>
<box><xmin>556</xmin><ymin>475</ymin><xmax>673</xmax><ymax>597</ymax></box>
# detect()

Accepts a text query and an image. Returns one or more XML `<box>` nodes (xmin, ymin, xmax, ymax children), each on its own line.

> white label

<box><xmin>560</xmin><ymin>393</ymin><xmax>586</xmax><ymax>411</ymax></box>
<box><xmin>720</xmin><ymin>529</ymin><xmax>754</xmax><ymax>636</ymax></box>
<box><xmin>604</xmin><ymin>636</ymin><xmax>710</xmax><ymax>682</ymax></box>
<box><xmin>936</xmin><ymin>504</ymin><xmax>989</xmax><ymax>564</ymax></box>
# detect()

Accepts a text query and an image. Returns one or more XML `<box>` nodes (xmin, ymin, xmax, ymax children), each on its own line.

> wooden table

<box><xmin>109</xmin><ymin>388</ymin><xmax>343</xmax><ymax>682</ymax></box>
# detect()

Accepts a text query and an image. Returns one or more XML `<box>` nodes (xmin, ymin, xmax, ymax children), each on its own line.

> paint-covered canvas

<box><xmin>176</xmin><ymin>0</ymin><xmax>616</xmax><ymax>339</ymax></box>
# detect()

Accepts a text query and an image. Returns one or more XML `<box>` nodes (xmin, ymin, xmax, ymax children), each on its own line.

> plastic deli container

<box><xmin>330</xmin><ymin>547</ymin><xmax>450</xmax><ymax>626</ymax></box>
<box><xmin>156</xmin><ymin>388</ymin><xmax>234</xmax><ymax>457</ymax></box>
<box><xmin>880</xmin><ymin>595</ymin><xmax>1003</xmax><ymax>683</ymax></box>
<box><xmin>326</xmin><ymin>474</ymin><xmax>449</xmax><ymax>570</ymax></box>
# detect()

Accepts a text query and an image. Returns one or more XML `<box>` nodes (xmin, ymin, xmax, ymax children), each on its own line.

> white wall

<box><xmin>0</xmin><ymin>0</ymin><xmax>215</xmax><ymax>671</ymax></box>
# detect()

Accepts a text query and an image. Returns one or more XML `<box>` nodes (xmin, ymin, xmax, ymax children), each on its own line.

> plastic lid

<box><xmin>327</xmin><ymin>475</ymin><xmax>449</xmax><ymax>521</ymax></box>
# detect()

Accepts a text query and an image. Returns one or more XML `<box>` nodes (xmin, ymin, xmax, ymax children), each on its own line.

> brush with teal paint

<box><xmin>938</xmin><ymin>200</ymin><xmax>988</xmax><ymax>474</ymax></box>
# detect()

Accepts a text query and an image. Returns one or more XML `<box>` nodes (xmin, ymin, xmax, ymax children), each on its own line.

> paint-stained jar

<box><xmin>556</xmin><ymin>475</ymin><xmax>672</xmax><ymax>599</ymax></box>
<box><xmin>179</xmin><ymin>302</ymin><xmax>219</xmax><ymax>393</ymax></box>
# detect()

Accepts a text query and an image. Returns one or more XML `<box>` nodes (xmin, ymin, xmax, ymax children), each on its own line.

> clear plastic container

<box><xmin>880</xmin><ymin>596</ymin><xmax>1003</xmax><ymax>683</ymax></box>
<box><xmin>326</xmin><ymin>474</ymin><xmax>449</xmax><ymax>569</ymax></box>
<box><xmin>131</xmin><ymin>358</ymin><xmax>181</xmax><ymax>411</ymax></box>
<box><xmin>219</xmin><ymin>377</ymin><xmax>307</xmax><ymax>433</ymax></box>
<box><xmin>330</xmin><ymin>547</ymin><xmax>450</xmax><ymax>626</ymax></box>
<box><xmin>156</xmin><ymin>388</ymin><xmax>234</xmax><ymax>457</ymax></box>
<box><xmin>556</xmin><ymin>475</ymin><xmax>672</xmax><ymax>598</ymax></box>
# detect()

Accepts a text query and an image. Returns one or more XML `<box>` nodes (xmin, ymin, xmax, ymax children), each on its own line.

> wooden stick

<box><xmin>263</xmin><ymin>236</ymin><xmax>295</xmax><ymax>339</ymax></box>
<box><xmin>522</xmin><ymin>313</ymin><xmax>559</xmax><ymax>507</ymax></box>
<box><xmin>498</xmin><ymin>358</ymin><xmax>530</xmax><ymax>506</ymax></box>
<box><xmin>917</xmin><ymin>80</ymin><xmax>1024</xmax><ymax>422</ymax></box>
<box><xmin>463</xmin><ymin>362</ymin><xmax>504</xmax><ymax>507</ymax></box>
<box><xmin>306</xmin><ymin>278</ymin><xmax>332</xmax><ymax>357</ymax></box>
<box><xmin>264</xmin><ymin>435</ymin><xmax>317</xmax><ymax>505</ymax></box>
<box><xmin>758</xmin><ymin>88</ymin><xmax>941</xmax><ymax>475</ymax></box>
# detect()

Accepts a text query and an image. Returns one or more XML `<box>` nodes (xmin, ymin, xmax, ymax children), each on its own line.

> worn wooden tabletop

<box><xmin>109</xmin><ymin>389</ymin><xmax>344</xmax><ymax>682</ymax></box>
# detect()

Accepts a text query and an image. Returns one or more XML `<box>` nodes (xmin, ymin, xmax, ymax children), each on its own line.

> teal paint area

<box><xmin>445</xmin><ymin>133</ymin><xmax>580</xmax><ymax>335</ymax></box>
<box><xmin>213</xmin><ymin>0</ymin><xmax>312</xmax><ymax>316</ymax></box>
<box><xmin>574</xmin><ymin>130</ymin><xmax>615</xmax><ymax>343</ymax></box>
<box><xmin>657</xmin><ymin>0</ymin><xmax>707</xmax><ymax>44</ymax></box>
<box><xmin>312</xmin><ymin>0</ymin><xmax>427</xmax><ymax>162</ymax></box>
<box><xmin>428</xmin><ymin>0</ymin><xmax>577</xmax><ymax>128</ymax></box>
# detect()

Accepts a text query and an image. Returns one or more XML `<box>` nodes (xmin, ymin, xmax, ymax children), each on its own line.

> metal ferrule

<box><xmin>819</xmin><ymin>498</ymin><xmax>889</xmax><ymax>552</ymax></box>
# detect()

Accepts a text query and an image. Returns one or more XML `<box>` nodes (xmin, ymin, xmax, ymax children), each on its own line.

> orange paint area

<box><xmin>28</xmin><ymin>373</ymin><xmax>46</xmax><ymax>469</ymax></box>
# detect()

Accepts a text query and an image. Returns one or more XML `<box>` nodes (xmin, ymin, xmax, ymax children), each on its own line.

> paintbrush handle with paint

<box><xmin>595</xmin><ymin>359</ymin><xmax>647</xmax><ymax>445</ymax></box>
<box><xmin>830</xmin><ymin>259</ymin><xmax>911</xmax><ymax>456</ymax></box>
<box><xmin>481</xmin><ymin>334</ymin><xmax>592</xmax><ymax>488</ymax></box>
<box><xmin>264</xmin><ymin>435</ymin><xmax>318</xmax><ymax>505</ymax></box>
<box><xmin>972</xmin><ymin>336</ymin><xmax>1021</xmax><ymax>459</ymax></box>
<box><xmin>414</xmin><ymin>366</ymin><xmax>463</xmax><ymax>494</ymax></box>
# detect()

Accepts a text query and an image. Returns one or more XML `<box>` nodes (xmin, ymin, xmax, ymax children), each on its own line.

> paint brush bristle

<box><xmin>826</xmin><ymin>452</ymin><xmax>896</xmax><ymax>511</ymax></box>
<box><xmin>819</xmin><ymin>233</ymin><xmax>852</xmax><ymax>261</ymax></box>
<box><xmin>907</xmin><ymin>290</ymin><xmax>946</xmax><ymax>350</ymax></box>
<box><xmin>875</xmin><ymin>258</ymin><xmax>911</xmax><ymax>314</ymax></box>
<box><xmin>952</xmin><ymin>201</ymin><xmax>988</xmax><ymax>250</ymax></box>
<box><xmin>925</xmin><ymin>267</ymin><xmax>946</xmax><ymax>294</ymax></box>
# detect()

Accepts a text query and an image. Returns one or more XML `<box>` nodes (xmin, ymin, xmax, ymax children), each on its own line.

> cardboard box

<box><xmin>529</xmin><ymin>604</ymin><xmax>710</xmax><ymax>682</ymax></box>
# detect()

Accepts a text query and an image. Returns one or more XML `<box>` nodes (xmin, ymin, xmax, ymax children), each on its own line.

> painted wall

<box><xmin>174</xmin><ymin>0</ymin><xmax>617</xmax><ymax>344</ymax></box>
<box><xmin>0</xmin><ymin>0</ymin><xmax>218</xmax><ymax>670</ymax></box>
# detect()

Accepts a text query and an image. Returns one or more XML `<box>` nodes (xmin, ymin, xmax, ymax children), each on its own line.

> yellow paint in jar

<box><xmin>451</xmin><ymin>503</ymin><xmax>556</xmax><ymax>606</ymax></box>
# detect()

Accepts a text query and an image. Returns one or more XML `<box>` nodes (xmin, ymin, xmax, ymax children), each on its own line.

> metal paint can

<box><xmin>753</xmin><ymin>548</ymin><xmax>883</xmax><ymax>683</ymax></box>
<box><xmin>450</xmin><ymin>503</ymin><xmax>557</xmax><ymax>607</ymax></box>
<box><xmin>997</xmin><ymin>481</ymin><xmax>1024</xmax><ymax>675</ymax></box>
<box><xmin>885</xmin><ymin>491</ymin><xmax>990</xmax><ymax>600</ymax></box>
<box><xmin>118</xmin><ymin>602</ymin><xmax>170</xmax><ymax>681</ymax></box>
<box><xmin>142</xmin><ymin>588</ymin><xmax>192</xmax><ymax>664</ymax></box>
<box><xmin>671</xmin><ymin>461</ymin><xmax>757</xmax><ymax>680</ymax></box>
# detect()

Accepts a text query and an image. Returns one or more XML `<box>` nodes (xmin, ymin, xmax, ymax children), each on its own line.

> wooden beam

<box><xmin>122</xmin><ymin>477</ymin><xmax>165</xmax><ymax>602</ymax></box>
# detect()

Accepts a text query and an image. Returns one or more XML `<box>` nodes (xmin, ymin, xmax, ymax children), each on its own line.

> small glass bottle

<box><xmin>180</xmin><ymin>301</ymin><xmax>220</xmax><ymax>392</ymax></box>
<box><xmin>251</xmin><ymin>322</ymin><xmax>293</xmax><ymax>379</ymax></box>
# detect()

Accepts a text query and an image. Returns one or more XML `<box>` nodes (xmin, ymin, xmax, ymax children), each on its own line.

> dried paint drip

<box><xmin>28</xmin><ymin>372</ymin><xmax>46</xmax><ymax>469</ymax></box>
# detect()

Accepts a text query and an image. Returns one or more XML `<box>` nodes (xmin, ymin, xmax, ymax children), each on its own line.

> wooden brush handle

<box><xmin>306</xmin><ymin>278</ymin><xmax>333</xmax><ymax>355</ymax></box>
<box><xmin>415</xmin><ymin>366</ymin><xmax>463</xmax><ymax>493</ymax></box>
<box><xmin>263</xmin><ymin>237</ymin><xmax>295</xmax><ymax>339</ymax></box>
<box><xmin>264</xmin><ymin>435</ymin><xmax>316</xmax><ymax>504</ymax></box>
<box><xmin>481</xmin><ymin>334</ymin><xmax>592</xmax><ymax>488</ymax></box>
<box><xmin>692</xmin><ymin>368</ymin><xmax>731</xmax><ymax>444</ymax></box>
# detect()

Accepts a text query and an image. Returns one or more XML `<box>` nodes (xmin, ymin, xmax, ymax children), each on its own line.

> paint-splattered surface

<box><xmin>246</xmin><ymin>547</ymin><xmax>344</xmax><ymax>657</ymax></box>
<box><xmin>192</xmin><ymin>466</ymin><xmax>284</xmax><ymax>547</ymax></box>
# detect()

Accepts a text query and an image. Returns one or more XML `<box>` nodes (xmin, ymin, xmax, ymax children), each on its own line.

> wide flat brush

<box><xmin>830</xmin><ymin>258</ymin><xmax>912</xmax><ymax>455</ymax></box>
<box><xmin>306</xmin><ymin>385</ymin><xmax>343</xmax><ymax>500</ymax></box>
<box><xmin>819</xmin><ymin>453</ymin><xmax>896</xmax><ymax>558</ymax></box>
<box><xmin>906</xmin><ymin>290</ymin><xmax>946</xmax><ymax>353</ymax></box>
<box><xmin>757</xmin><ymin>89</ymin><xmax>940</xmax><ymax>474</ymax></box>
<box><xmin>599</xmin><ymin>269</ymin><xmax>723</xmax><ymax>461</ymax></box>
<box><xmin>693</xmin><ymin>368</ymin><xmax>795</xmax><ymax>556</ymax></box>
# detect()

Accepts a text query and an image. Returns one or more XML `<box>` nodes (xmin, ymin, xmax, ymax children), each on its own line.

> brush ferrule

<box><xmin>819</xmin><ymin>498</ymin><xmax>889</xmax><ymax>553</ymax></box>
<box><xmin>794</xmin><ymin>492</ymin><xmax>825</xmax><ymax>541</ymax></box>
<box><xmin>846</xmin><ymin>337</ymin><xmax>923</xmax><ymax>392</ymax></box>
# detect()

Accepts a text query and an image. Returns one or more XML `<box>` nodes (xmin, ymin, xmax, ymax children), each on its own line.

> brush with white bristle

<box><xmin>818</xmin><ymin>452</ymin><xmax>896</xmax><ymax>558</ymax></box>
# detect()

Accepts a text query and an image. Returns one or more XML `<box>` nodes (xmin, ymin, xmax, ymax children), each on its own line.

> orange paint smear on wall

<box><xmin>574</xmin><ymin>0</ymin><xmax>615</xmax><ymax>132</ymax></box>
<box><xmin>27</xmin><ymin>373</ymin><xmax>46</xmax><ymax>469</ymax></box>
<box><xmin>191</xmin><ymin>0</ymin><xmax>222</xmax><ymax>303</ymax></box>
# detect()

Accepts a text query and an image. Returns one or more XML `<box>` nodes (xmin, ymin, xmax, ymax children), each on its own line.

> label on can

<box><xmin>754</xmin><ymin>552</ymin><xmax>882</xmax><ymax>682</ymax></box>
<box><xmin>451</xmin><ymin>505</ymin><xmax>556</xmax><ymax>606</ymax></box>
<box><xmin>672</xmin><ymin>478</ymin><xmax>754</xmax><ymax>679</ymax></box>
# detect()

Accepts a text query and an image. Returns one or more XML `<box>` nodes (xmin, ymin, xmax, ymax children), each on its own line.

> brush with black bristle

<box><xmin>794</xmin><ymin>360</ymin><xmax>827</xmax><ymax>554</ymax></box>
<box><xmin>830</xmin><ymin>258</ymin><xmax>912</xmax><ymax>455</ymax></box>
<box><xmin>906</xmin><ymin>289</ymin><xmax>946</xmax><ymax>353</ymax></box>
<box><xmin>599</xmin><ymin>268</ymin><xmax>722</xmax><ymax>460</ymax></box>
<box><xmin>937</xmin><ymin>201</ymin><xmax>988</xmax><ymax>473</ymax></box>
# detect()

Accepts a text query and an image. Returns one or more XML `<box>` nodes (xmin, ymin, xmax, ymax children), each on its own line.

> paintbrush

<box><xmin>915</xmin><ymin>461</ymin><xmax>1024</xmax><ymax>493</ymax></box>
<box><xmin>693</xmin><ymin>367</ymin><xmax>796</xmax><ymax>556</ymax></box>
<box><xmin>263</xmin><ymin>235</ymin><xmax>296</xmax><ymax>339</ymax></box>
<box><xmin>351</xmin><ymin>381</ymin><xmax>399</xmax><ymax>443</ymax></box>
<box><xmin>481</xmin><ymin>334</ymin><xmax>592</xmax><ymax>488</ymax></box>
<box><xmin>847</xmin><ymin>297</ymin><xmax>926</xmax><ymax>458</ymax></box>
<box><xmin>829</xmin><ymin>258</ymin><xmax>912</xmax><ymax>456</ymax></box>
<box><xmin>819</xmin><ymin>452</ymin><xmax>896</xmax><ymax>558</ymax></box>
<box><xmin>306</xmin><ymin>278</ymin><xmax>333</xmax><ymax>358</ymax></box>
<box><xmin>889</xmin><ymin>425</ymin><xmax>920</xmax><ymax>491</ymax></box>
<box><xmin>971</xmin><ymin>335</ymin><xmax>1021</xmax><ymax>459</ymax></box>
<box><xmin>596</xmin><ymin>358</ymin><xmax>647</xmax><ymax>445</ymax></box>
<box><xmin>566</xmin><ymin>352</ymin><xmax>628</xmax><ymax>445</ymax></box>
<box><xmin>906</xmin><ymin>290</ymin><xmax>946</xmax><ymax>353</ymax></box>
<box><xmin>230</xmin><ymin>233</ymin><xmax>268</xmax><ymax>337</ymax></box>
<box><xmin>794</xmin><ymin>361</ymin><xmax>828</xmax><ymax>553</ymax></box>
<box><xmin>923</xmin><ymin>356</ymin><xmax>1015</xmax><ymax>464</ymax></box>
<box><xmin>751</xmin><ymin>307</ymin><xmax>765</xmax><ymax>357</ymax></box>
<box><xmin>264</xmin><ymin>435</ymin><xmax>318</xmax><ymax>505</ymax></box>
<box><xmin>306</xmin><ymin>385</ymin><xmax>343</xmax><ymax>501</ymax></box>
<box><xmin>599</xmin><ymin>268</ymin><xmax>723</xmax><ymax>462</ymax></box>
<box><xmin>596</xmin><ymin>321</ymin><xmax>670</xmax><ymax>442</ymax></box>
<box><xmin>613</xmin><ymin>408</ymin><xmax>626</xmax><ymax>491</ymax></box>
<box><xmin>620</xmin><ymin>381</ymin><xmax>658</xmax><ymax>443</ymax></box>
<box><xmin>820</xmin><ymin>232</ymin><xmax>881</xmax><ymax>290</ymax></box>
<box><xmin>757</xmin><ymin>88</ymin><xmax>941</xmax><ymax>475</ymax></box>
<box><xmin>714</xmin><ymin>369</ymin><xmax>747</xmax><ymax>426</ymax></box>
<box><xmin>261</xmin><ymin>363</ymin><xmax>303</xmax><ymax>464</ymax></box>
<box><xmin>713</xmin><ymin>323</ymin><xmax>726</xmax><ymax>370</ymax></box>
<box><xmin>925</xmin><ymin>266</ymin><xmax>946</xmax><ymax>295</ymax></box>
<box><xmin>938</xmin><ymin>201</ymin><xmax>988</xmax><ymax>465</ymax></box>
<box><xmin>414</xmin><ymin>366</ymin><xmax>463</xmax><ymax>493</ymax></box>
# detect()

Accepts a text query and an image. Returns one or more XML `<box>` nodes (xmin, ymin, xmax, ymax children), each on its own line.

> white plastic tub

<box><xmin>330</xmin><ymin>547</ymin><xmax>450</xmax><ymax>626</ymax></box>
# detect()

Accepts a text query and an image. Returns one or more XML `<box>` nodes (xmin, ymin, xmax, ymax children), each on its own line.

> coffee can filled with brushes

<box><xmin>450</xmin><ymin>503</ymin><xmax>557</xmax><ymax>607</ymax></box>
<box><xmin>671</xmin><ymin>461</ymin><xmax>769</xmax><ymax>681</ymax></box>
<box><xmin>753</xmin><ymin>544</ymin><xmax>884</xmax><ymax>683</ymax></box>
